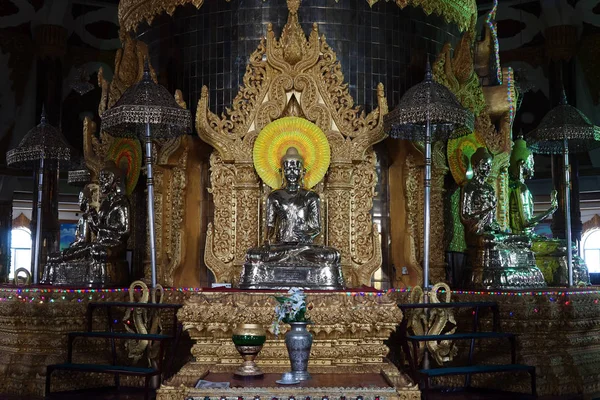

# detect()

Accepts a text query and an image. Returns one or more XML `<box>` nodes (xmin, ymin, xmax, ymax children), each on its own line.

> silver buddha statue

<box><xmin>41</xmin><ymin>161</ymin><xmax>130</xmax><ymax>287</ymax></box>
<box><xmin>239</xmin><ymin>147</ymin><xmax>344</xmax><ymax>290</ymax></box>
<box><xmin>508</xmin><ymin>139</ymin><xmax>590</xmax><ymax>285</ymax></box>
<box><xmin>460</xmin><ymin>147</ymin><xmax>546</xmax><ymax>289</ymax></box>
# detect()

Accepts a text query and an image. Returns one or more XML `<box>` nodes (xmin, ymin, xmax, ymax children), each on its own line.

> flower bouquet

<box><xmin>272</xmin><ymin>287</ymin><xmax>314</xmax><ymax>381</ymax></box>
<box><xmin>272</xmin><ymin>287</ymin><xmax>311</xmax><ymax>335</ymax></box>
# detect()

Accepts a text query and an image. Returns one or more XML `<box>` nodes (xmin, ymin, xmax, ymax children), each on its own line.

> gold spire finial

<box><xmin>282</xmin><ymin>0</ymin><xmax>304</xmax><ymax>65</ymax></box>
<box><xmin>287</xmin><ymin>0</ymin><xmax>300</xmax><ymax>14</ymax></box>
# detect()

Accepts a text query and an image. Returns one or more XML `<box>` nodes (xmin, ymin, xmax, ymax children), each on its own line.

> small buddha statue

<box><xmin>41</xmin><ymin>161</ymin><xmax>130</xmax><ymax>286</ymax></box>
<box><xmin>239</xmin><ymin>147</ymin><xmax>344</xmax><ymax>290</ymax></box>
<box><xmin>460</xmin><ymin>147</ymin><xmax>545</xmax><ymax>289</ymax></box>
<box><xmin>45</xmin><ymin>184</ymin><xmax>97</xmax><ymax>266</ymax></box>
<box><xmin>508</xmin><ymin>139</ymin><xmax>590</xmax><ymax>285</ymax></box>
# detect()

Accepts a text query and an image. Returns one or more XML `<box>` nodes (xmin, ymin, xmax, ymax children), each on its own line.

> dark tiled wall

<box><xmin>136</xmin><ymin>0</ymin><xmax>461</xmax><ymax>115</ymax></box>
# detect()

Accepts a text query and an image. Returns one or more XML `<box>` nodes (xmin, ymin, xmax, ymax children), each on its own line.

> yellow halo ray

<box><xmin>253</xmin><ymin>117</ymin><xmax>330</xmax><ymax>189</ymax></box>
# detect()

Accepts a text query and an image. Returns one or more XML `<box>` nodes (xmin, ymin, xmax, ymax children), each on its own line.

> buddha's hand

<box><xmin>550</xmin><ymin>190</ymin><xmax>558</xmax><ymax>208</ymax></box>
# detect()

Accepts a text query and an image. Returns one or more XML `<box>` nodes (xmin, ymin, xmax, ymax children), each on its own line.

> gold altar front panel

<box><xmin>161</xmin><ymin>290</ymin><xmax>419</xmax><ymax>400</ymax></box>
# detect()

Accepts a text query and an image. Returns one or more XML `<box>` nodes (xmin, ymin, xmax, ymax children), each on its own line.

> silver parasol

<box><xmin>384</xmin><ymin>60</ymin><xmax>474</xmax><ymax>294</ymax></box>
<box><xmin>6</xmin><ymin>106</ymin><xmax>73</xmax><ymax>284</ymax></box>
<box><xmin>101</xmin><ymin>61</ymin><xmax>191</xmax><ymax>288</ymax></box>
<box><xmin>527</xmin><ymin>92</ymin><xmax>600</xmax><ymax>286</ymax></box>
<box><xmin>67</xmin><ymin>157</ymin><xmax>91</xmax><ymax>186</ymax></box>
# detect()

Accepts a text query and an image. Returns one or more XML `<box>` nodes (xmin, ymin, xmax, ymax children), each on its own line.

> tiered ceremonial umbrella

<box><xmin>101</xmin><ymin>61</ymin><xmax>191</xmax><ymax>288</ymax></box>
<box><xmin>67</xmin><ymin>157</ymin><xmax>91</xmax><ymax>186</ymax></box>
<box><xmin>527</xmin><ymin>93</ymin><xmax>600</xmax><ymax>286</ymax></box>
<box><xmin>384</xmin><ymin>61</ymin><xmax>474</xmax><ymax>292</ymax></box>
<box><xmin>6</xmin><ymin>107</ymin><xmax>73</xmax><ymax>284</ymax></box>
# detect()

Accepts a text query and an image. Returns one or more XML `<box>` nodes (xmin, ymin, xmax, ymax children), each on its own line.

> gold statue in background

<box><xmin>240</xmin><ymin>147</ymin><xmax>344</xmax><ymax>290</ymax></box>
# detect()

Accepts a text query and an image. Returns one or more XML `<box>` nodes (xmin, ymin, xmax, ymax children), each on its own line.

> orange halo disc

<box><xmin>253</xmin><ymin>117</ymin><xmax>330</xmax><ymax>189</ymax></box>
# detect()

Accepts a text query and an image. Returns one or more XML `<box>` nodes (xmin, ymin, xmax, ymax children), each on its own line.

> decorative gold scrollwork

<box><xmin>197</xmin><ymin>1</ymin><xmax>387</xmax><ymax>286</ymax></box>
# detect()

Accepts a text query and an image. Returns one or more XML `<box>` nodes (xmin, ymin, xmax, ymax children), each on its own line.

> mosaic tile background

<box><xmin>136</xmin><ymin>0</ymin><xmax>461</xmax><ymax>115</ymax></box>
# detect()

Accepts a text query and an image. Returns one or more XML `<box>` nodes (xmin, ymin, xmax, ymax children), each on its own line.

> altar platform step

<box><xmin>397</xmin><ymin>301</ymin><xmax>536</xmax><ymax>399</ymax></box>
<box><xmin>45</xmin><ymin>301</ymin><xmax>183</xmax><ymax>400</ymax></box>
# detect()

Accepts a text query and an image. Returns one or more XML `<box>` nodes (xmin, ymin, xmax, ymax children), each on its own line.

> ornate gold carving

<box><xmin>407</xmin><ymin>284</ymin><xmax>457</xmax><ymax>366</ymax></box>
<box><xmin>12</xmin><ymin>213</ymin><xmax>30</xmax><ymax>229</ymax></box>
<box><xmin>583</xmin><ymin>214</ymin><xmax>600</xmax><ymax>236</ymax></box>
<box><xmin>98</xmin><ymin>37</ymin><xmax>156</xmax><ymax>115</ymax></box>
<box><xmin>197</xmin><ymin>4</ymin><xmax>387</xmax><ymax>286</ymax></box>
<box><xmin>118</xmin><ymin>0</ymin><xmax>475</xmax><ymax>35</ymax></box>
<box><xmin>122</xmin><ymin>281</ymin><xmax>165</xmax><ymax>364</ymax></box>
<box><xmin>401</xmin><ymin>142</ymin><xmax>447</xmax><ymax>286</ymax></box>
<box><xmin>161</xmin><ymin>291</ymin><xmax>419</xmax><ymax>399</ymax></box>
<box><xmin>151</xmin><ymin>135</ymin><xmax>203</xmax><ymax>287</ymax></box>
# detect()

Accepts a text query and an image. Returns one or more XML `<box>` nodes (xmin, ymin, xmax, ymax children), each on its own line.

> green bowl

<box><xmin>232</xmin><ymin>334</ymin><xmax>267</xmax><ymax>346</ymax></box>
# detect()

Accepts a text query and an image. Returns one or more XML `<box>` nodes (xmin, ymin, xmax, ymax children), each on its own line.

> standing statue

<box><xmin>239</xmin><ymin>147</ymin><xmax>344</xmax><ymax>289</ymax></box>
<box><xmin>508</xmin><ymin>139</ymin><xmax>590</xmax><ymax>285</ymax></box>
<box><xmin>41</xmin><ymin>161</ymin><xmax>130</xmax><ymax>286</ymax></box>
<box><xmin>460</xmin><ymin>147</ymin><xmax>546</xmax><ymax>289</ymax></box>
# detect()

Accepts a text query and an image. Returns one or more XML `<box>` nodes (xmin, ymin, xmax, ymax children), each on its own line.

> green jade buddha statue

<box><xmin>508</xmin><ymin>138</ymin><xmax>590</xmax><ymax>286</ymax></box>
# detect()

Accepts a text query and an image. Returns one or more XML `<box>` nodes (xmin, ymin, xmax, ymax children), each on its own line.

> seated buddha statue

<box><xmin>45</xmin><ymin>184</ymin><xmax>97</xmax><ymax>267</ymax></box>
<box><xmin>239</xmin><ymin>147</ymin><xmax>344</xmax><ymax>290</ymax></box>
<box><xmin>508</xmin><ymin>138</ymin><xmax>590</xmax><ymax>285</ymax></box>
<box><xmin>41</xmin><ymin>161</ymin><xmax>130</xmax><ymax>286</ymax></box>
<box><xmin>460</xmin><ymin>147</ymin><xmax>546</xmax><ymax>289</ymax></box>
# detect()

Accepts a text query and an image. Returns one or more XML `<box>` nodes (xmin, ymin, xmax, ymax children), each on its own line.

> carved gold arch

<box><xmin>583</xmin><ymin>214</ymin><xmax>600</xmax><ymax>236</ymax></box>
<box><xmin>118</xmin><ymin>0</ymin><xmax>475</xmax><ymax>35</ymax></box>
<box><xmin>12</xmin><ymin>213</ymin><xmax>30</xmax><ymax>230</ymax></box>
<box><xmin>196</xmin><ymin>2</ymin><xmax>387</xmax><ymax>287</ymax></box>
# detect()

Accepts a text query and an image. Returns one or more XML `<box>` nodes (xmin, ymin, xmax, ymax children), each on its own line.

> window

<box><xmin>10</xmin><ymin>227</ymin><xmax>32</xmax><ymax>278</ymax></box>
<box><xmin>582</xmin><ymin>230</ymin><xmax>600</xmax><ymax>274</ymax></box>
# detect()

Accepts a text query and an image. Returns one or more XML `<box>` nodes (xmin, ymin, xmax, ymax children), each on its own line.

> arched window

<box><xmin>10</xmin><ymin>227</ymin><xmax>32</xmax><ymax>278</ymax></box>
<box><xmin>582</xmin><ymin>230</ymin><xmax>600</xmax><ymax>274</ymax></box>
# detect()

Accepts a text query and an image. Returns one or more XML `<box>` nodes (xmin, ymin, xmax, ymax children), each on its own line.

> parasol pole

<box><xmin>144</xmin><ymin>122</ymin><xmax>158</xmax><ymax>289</ymax></box>
<box><xmin>563</xmin><ymin>135</ymin><xmax>573</xmax><ymax>286</ymax></box>
<box><xmin>33</xmin><ymin>158</ymin><xmax>44</xmax><ymax>284</ymax></box>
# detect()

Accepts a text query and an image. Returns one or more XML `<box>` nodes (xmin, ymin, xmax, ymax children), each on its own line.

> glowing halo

<box><xmin>105</xmin><ymin>137</ymin><xmax>142</xmax><ymax>195</ymax></box>
<box><xmin>447</xmin><ymin>129</ymin><xmax>485</xmax><ymax>186</ymax></box>
<box><xmin>253</xmin><ymin>117</ymin><xmax>330</xmax><ymax>189</ymax></box>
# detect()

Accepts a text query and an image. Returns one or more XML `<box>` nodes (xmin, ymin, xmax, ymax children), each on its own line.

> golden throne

<box><xmin>196</xmin><ymin>0</ymin><xmax>387</xmax><ymax>288</ymax></box>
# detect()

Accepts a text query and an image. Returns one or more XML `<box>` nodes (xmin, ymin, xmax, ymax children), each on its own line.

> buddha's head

<box><xmin>509</xmin><ymin>138</ymin><xmax>534</xmax><ymax>181</ymax></box>
<box><xmin>99</xmin><ymin>161</ymin><xmax>125</xmax><ymax>195</ymax></box>
<box><xmin>471</xmin><ymin>147</ymin><xmax>493</xmax><ymax>180</ymax></box>
<box><xmin>280</xmin><ymin>147</ymin><xmax>305</xmax><ymax>188</ymax></box>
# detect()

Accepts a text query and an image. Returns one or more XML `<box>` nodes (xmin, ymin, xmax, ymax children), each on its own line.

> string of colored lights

<box><xmin>486</xmin><ymin>0</ymin><xmax>502</xmax><ymax>85</ymax></box>
<box><xmin>507</xmin><ymin>66</ymin><xmax>516</xmax><ymax>125</ymax></box>
<box><xmin>1</xmin><ymin>287</ymin><xmax>600</xmax><ymax>304</ymax></box>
